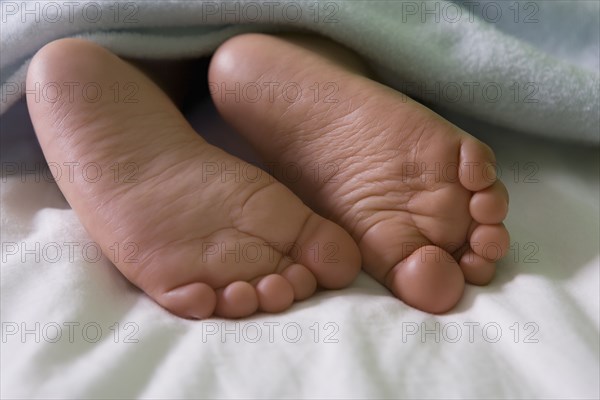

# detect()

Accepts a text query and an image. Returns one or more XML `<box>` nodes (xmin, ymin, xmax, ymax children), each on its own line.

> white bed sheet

<box><xmin>1</xmin><ymin>97</ymin><xmax>598</xmax><ymax>399</ymax></box>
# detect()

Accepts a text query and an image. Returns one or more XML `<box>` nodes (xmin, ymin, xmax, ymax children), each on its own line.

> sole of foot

<box><xmin>26</xmin><ymin>38</ymin><xmax>361</xmax><ymax>319</ymax></box>
<box><xmin>208</xmin><ymin>33</ymin><xmax>510</xmax><ymax>313</ymax></box>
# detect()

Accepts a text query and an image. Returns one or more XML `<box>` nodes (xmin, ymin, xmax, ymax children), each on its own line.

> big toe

<box><xmin>294</xmin><ymin>214</ymin><xmax>362</xmax><ymax>290</ymax></box>
<box><xmin>387</xmin><ymin>246</ymin><xmax>465</xmax><ymax>314</ymax></box>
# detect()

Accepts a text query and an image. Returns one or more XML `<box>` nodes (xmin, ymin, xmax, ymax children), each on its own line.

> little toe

<box><xmin>459</xmin><ymin>137</ymin><xmax>497</xmax><ymax>191</ymax></box>
<box><xmin>470</xmin><ymin>223</ymin><xmax>510</xmax><ymax>262</ymax></box>
<box><xmin>387</xmin><ymin>246</ymin><xmax>465</xmax><ymax>314</ymax></box>
<box><xmin>215</xmin><ymin>281</ymin><xmax>259</xmax><ymax>318</ymax></box>
<box><xmin>459</xmin><ymin>249</ymin><xmax>496</xmax><ymax>285</ymax></box>
<box><xmin>256</xmin><ymin>274</ymin><xmax>295</xmax><ymax>313</ymax></box>
<box><xmin>158</xmin><ymin>282</ymin><xmax>217</xmax><ymax>320</ymax></box>
<box><xmin>281</xmin><ymin>263</ymin><xmax>318</xmax><ymax>301</ymax></box>
<box><xmin>470</xmin><ymin>180</ymin><xmax>509</xmax><ymax>224</ymax></box>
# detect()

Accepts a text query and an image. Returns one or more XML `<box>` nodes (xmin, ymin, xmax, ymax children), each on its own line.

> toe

<box><xmin>281</xmin><ymin>264</ymin><xmax>318</xmax><ymax>300</ymax></box>
<box><xmin>387</xmin><ymin>245</ymin><xmax>465</xmax><ymax>314</ymax></box>
<box><xmin>158</xmin><ymin>282</ymin><xmax>217</xmax><ymax>320</ymax></box>
<box><xmin>256</xmin><ymin>274</ymin><xmax>295</xmax><ymax>313</ymax></box>
<box><xmin>470</xmin><ymin>180</ymin><xmax>509</xmax><ymax>224</ymax></box>
<box><xmin>215</xmin><ymin>281</ymin><xmax>259</xmax><ymax>318</ymax></box>
<box><xmin>470</xmin><ymin>223</ymin><xmax>510</xmax><ymax>262</ymax></box>
<box><xmin>459</xmin><ymin>250</ymin><xmax>496</xmax><ymax>285</ymax></box>
<box><xmin>459</xmin><ymin>137</ymin><xmax>497</xmax><ymax>191</ymax></box>
<box><xmin>295</xmin><ymin>215</ymin><xmax>361</xmax><ymax>290</ymax></box>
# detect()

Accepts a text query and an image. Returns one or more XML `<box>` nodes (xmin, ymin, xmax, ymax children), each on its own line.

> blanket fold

<box><xmin>1</xmin><ymin>0</ymin><xmax>598</xmax><ymax>143</ymax></box>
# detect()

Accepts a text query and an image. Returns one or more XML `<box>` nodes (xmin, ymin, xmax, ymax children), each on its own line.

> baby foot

<box><xmin>209</xmin><ymin>34</ymin><xmax>510</xmax><ymax>313</ymax></box>
<box><xmin>26</xmin><ymin>38</ymin><xmax>360</xmax><ymax>319</ymax></box>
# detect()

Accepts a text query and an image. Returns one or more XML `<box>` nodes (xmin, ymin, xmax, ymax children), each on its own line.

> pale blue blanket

<box><xmin>1</xmin><ymin>0</ymin><xmax>598</xmax><ymax>143</ymax></box>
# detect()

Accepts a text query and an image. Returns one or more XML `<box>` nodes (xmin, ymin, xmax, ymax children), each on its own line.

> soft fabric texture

<box><xmin>1</xmin><ymin>0</ymin><xmax>599</xmax><ymax>143</ymax></box>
